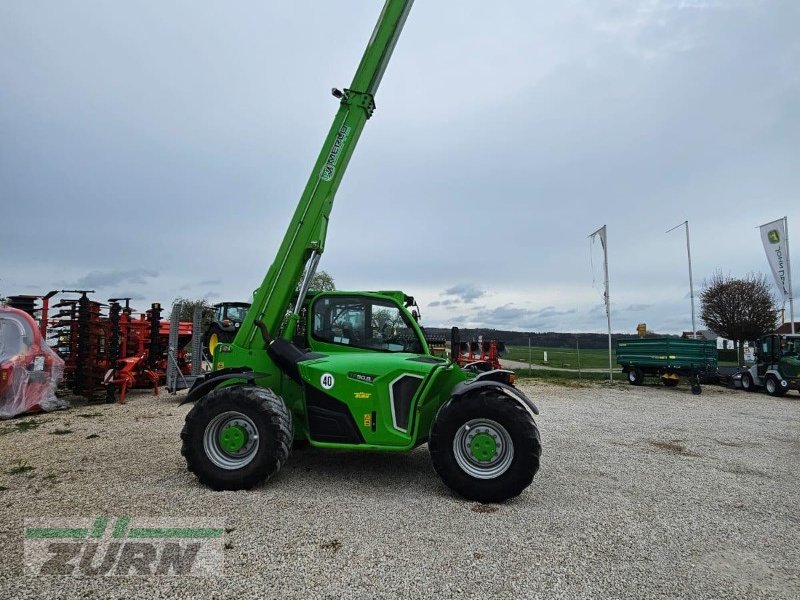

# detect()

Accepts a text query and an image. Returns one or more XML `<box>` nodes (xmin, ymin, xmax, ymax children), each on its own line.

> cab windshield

<box><xmin>225</xmin><ymin>306</ymin><xmax>248</xmax><ymax>322</ymax></box>
<box><xmin>311</xmin><ymin>296</ymin><xmax>423</xmax><ymax>353</ymax></box>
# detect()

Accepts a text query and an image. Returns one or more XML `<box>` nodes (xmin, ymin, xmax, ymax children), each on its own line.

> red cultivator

<box><xmin>44</xmin><ymin>292</ymin><xmax>193</xmax><ymax>403</ymax></box>
<box><xmin>102</xmin><ymin>299</ymin><xmax>192</xmax><ymax>402</ymax></box>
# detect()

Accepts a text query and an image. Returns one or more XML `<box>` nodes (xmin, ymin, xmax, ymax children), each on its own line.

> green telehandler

<box><xmin>180</xmin><ymin>0</ymin><xmax>542</xmax><ymax>502</ymax></box>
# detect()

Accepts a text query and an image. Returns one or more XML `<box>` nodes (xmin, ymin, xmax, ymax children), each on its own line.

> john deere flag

<box><xmin>759</xmin><ymin>218</ymin><xmax>790</xmax><ymax>299</ymax></box>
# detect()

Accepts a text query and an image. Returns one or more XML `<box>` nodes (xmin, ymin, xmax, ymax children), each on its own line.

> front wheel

<box><xmin>628</xmin><ymin>367</ymin><xmax>643</xmax><ymax>386</ymax></box>
<box><xmin>181</xmin><ymin>385</ymin><xmax>292</xmax><ymax>490</ymax></box>
<box><xmin>765</xmin><ymin>375</ymin><xmax>787</xmax><ymax>397</ymax></box>
<box><xmin>429</xmin><ymin>390</ymin><xmax>541</xmax><ymax>503</ymax></box>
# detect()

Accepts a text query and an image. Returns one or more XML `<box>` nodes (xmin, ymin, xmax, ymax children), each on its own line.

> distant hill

<box><xmin>422</xmin><ymin>327</ymin><xmax>677</xmax><ymax>350</ymax></box>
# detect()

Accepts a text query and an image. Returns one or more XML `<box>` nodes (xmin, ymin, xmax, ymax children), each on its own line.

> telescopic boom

<box><xmin>235</xmin><ymin>0</ymin><xmax>414</xmax><ymax>350</ymax></box>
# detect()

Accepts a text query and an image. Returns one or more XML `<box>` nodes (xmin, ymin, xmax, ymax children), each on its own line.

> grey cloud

<box><xmin>179</xmin><ymin>279</ymin><xmax>223</xmax><ymax>292</ymax></box>
<box><xmin>443</xmin><ymin>284</ymin><xmax>486</xmax><ymax>304</ymax></box>
<box><xmin>76</xmin><ymin>268</ymin><xmax>158</xmax><ymax>288</ymax></box>
<box><xmin>473</xmin><ymin>305</ymin><xmax>531</xmax><ymax>324</ymax></box>
<box><xmin>108</xmin><ymin>291</ymin><xmax>146</xmax><ymax>301</ymax></box>
<box><xmin>531</xmin><ymin>306</ymin><xmax>578</xmax><ymax>319</ymax></box>
<box><xmin>625</xmin><ymin>304</ymin><xmax>653</xmax><ymax>312</ymax></box>
<box><xmin>428</xmin><ymin>298</ymin><xmax>460</xmax><ymax>308</ymax></box>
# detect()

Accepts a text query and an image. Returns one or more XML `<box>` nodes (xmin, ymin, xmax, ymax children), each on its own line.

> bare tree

<box><xmin>170</xmin><ymin>296</ymin><xmax>213</xmax><ymax>324</ymax></box>
<box><xmin>699</xmin><ymin>271</ymin><xmax>778</xmax><ymax>362</ymax></box>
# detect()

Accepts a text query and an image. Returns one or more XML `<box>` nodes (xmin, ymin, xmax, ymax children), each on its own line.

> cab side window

<box><xmin>312</xmin><ymin>296</ymin><xmax>422</xmax><ymax>353</ymax></box>
<box><xmin>313</xmin><ymin>298</ymin><xmax>366</xmax><ymax>345</ymax></box>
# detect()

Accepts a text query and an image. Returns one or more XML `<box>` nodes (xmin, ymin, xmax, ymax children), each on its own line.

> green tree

<box><xmin>699</xmin><ymin>271</ymin><xmax>778</xmax><ymax>363</ymax></box>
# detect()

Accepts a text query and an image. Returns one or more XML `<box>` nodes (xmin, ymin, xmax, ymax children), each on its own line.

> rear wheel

<box><xmin>181</xmin><ymin>385</ymin><xmax>292</xmax><ymax>490</ymax></box>
<box><xmin>628</xmin><ymin>367</ymin><xmax>643</xmax><ymax>386</ymax></box>
<box><xmin>429</xmin><ymin>390</ymin><xmax>541</xmax><ymax>503</ymax></box>
<box><xmin>741</xmin><ymin>372</ymin><xmax>755</xmax><ymax>392</ymax></box>
<box><xmin>203</xmin><ymin>325</ymin><xmax>234</xmax><ymax>358</ymax></box>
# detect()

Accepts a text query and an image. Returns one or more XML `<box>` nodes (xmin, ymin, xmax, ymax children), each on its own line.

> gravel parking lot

<box><xmin>0</xmin><ymin>381</ymin><xmax>798</xmax><ymax>599</ymax></box>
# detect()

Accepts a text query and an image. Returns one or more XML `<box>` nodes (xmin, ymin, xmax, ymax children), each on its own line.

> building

<box><xmin>680</xmin><ymin>329</ymin><xmax>736</xmax><ymax>350</ymax></box>
<box><xmin>776</xmin><ymin>322</ymin><xmax>800</xmax><ymax>335</ymax></box>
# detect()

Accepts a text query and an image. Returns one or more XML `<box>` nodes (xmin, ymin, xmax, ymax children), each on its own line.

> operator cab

<box><xmin>309</xmin><ymin>294</ymin><xmax>424</xmax><ymax>354</ymax></box>
<box><xmin>213</xmin><ymin>302</ymin><xmax>250</xmax><ymax>327</ymax></box>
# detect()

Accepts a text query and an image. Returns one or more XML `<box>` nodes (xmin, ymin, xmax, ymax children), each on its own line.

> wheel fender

<box><xmin>180</xmin><ymin>368</ymin><xmax>268</xmax><ymax>405</ymax></box>
<box><xmin>449</xmin><ymin>380</ymin><xmax>539</xmax><ymax>417</ymax></box>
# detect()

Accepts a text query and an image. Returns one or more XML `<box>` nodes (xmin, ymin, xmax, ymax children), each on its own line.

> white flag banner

<box><xmin>590</xmin><ymin>225</ymin><xmax>607</xmax><ymax>251</ymax></box>
<box><xmin>759</xmin><ymin>218</ymin><xmax>790</xmax><ymax>299</ymax></box>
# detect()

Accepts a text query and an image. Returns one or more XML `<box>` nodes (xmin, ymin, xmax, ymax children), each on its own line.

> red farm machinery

<box><xmin>8</xmin><ymin>291</ymin><xmax>195</xmax><ymax>404</ymax></box>
<box><xmin>426</xmin><ymin>329</ymin><xmax>507</xmax><ymax>373</ymax></box>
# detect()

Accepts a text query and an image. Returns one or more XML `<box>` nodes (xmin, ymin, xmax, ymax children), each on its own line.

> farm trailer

<box><xmin>616</xmin><ymin>337</ymin><xmax>718</xmax><ymax>394</ymax></box>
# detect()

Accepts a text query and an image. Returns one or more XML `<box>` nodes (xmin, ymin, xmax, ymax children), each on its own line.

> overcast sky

<box><xmin>1</xmin><ymin>0</ymin><xmax>798</xmax><ymax>334</ymax></box>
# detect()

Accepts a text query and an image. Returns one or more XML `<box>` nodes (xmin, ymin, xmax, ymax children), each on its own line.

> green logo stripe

<box><xmin>91</xmin><ymin>517</ymin><xmax>109</xmax><ymax>538</ymax></box>
<box><xmin>112</xmin><ymin>517</ymin><xmax>130</xmax><ymax>538</ymax></box>
<box><xmin>25</xmin><ymin>528</ymin><xmax>88</xmax><ymax>539</ymax></box>
<box><xmin>127</xmin><ymin>527</ymin><xmax>223</xmax><ymax>539</ymax></box>
<box><xmin>25</xmin><ymin>518</ymin><xmax>223</xmax><ymax>540</ymax></box>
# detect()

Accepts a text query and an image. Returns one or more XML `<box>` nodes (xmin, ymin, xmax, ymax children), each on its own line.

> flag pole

<box><xmin>666</xmin><ymin>220</ymin><xmax>696</xmax><ymax>338</ymax></box>
<box><xmin>590</xmin><ymin>225</ymin><xmax>613</xmax><ymax>382</ymax></box>
<box><xmin>786</xmin><ymin>216</ymin><xmax>795</xmax><ymax>334</ymax></box>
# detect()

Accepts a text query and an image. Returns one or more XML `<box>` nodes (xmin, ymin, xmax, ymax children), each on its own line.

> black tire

<box><xmin>741</xmin><ymin>372</ymin><xmax>755</xmax><ymax>392</ymax></box>
<box><xmin>662</xmin><ymin>378</ymin><xmax>679</xmax><ymax>388</ymax></box>
<box><xmin>764</xmin><ymin>375</ymin><xmax>787</xmax><ymax>397</ymax></box>
<box><xmin>691</xmin><ymin>384</ymin><xmax>702</xmax><ymax>395</ymax></box>
<box><xmin>429</xmin><ymin>390</ymin><xmax>541</xmax><ymax>503</ymax></box>
<box><xmin>181</xmin><ymin>385</ymin><xmax>292</xmax><ymax>490</ymax></box>
<box><xmin>628</xmin><ymin>367</ymin><xmax>643</xmax><ymax>386</ymax></box>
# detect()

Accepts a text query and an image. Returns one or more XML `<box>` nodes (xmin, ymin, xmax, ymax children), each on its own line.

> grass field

<box><xmin>504</xmin><ymin>344</ymin><xmax>738</xmax><ymax>371</ymax></box>
<box><xmin>504</xmin><ymin>345</ymin><xmax>615</xmax><ymax>370</ymax></box>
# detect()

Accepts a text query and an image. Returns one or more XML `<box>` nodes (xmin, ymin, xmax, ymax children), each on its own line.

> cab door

<box><xmin>298</xmin><ymin>293</ymin><xmax>433</xmax><ymax>447</ymax></box>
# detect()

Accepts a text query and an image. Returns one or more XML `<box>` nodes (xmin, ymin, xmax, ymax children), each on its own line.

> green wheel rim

<box><xmin>219</xmin><ymin>424</ymin><xmax>248</xmax><ymax>453</ymax></box>
<box><xmin>470</xmin><ymin>432</ymin><xmax>497</xmax><ymax>462</ymax></box>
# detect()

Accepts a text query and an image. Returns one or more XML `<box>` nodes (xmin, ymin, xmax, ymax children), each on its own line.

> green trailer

<box><xmin>616</xmin><ymin>337</ymin><xmax>718</xmax><ymax>393</ymax></box>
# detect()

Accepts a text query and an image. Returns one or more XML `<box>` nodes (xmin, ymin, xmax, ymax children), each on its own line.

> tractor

<box><xmin>203</xmin><ymin>302</ymin><xmax>251</xmax><ymax>358</ymax></box>
<box><xmin>739</xmin><ymin>333</ymin><xmax>800</xmax><ymax>396</ymax></box>
<box><xmin>180</xmin><ymin>0</ymin><xmax>542</xmax><ymax>503</ymax></box>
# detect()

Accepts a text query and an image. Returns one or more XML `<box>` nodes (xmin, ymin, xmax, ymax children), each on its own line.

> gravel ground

<box><xmin>0</xmin><ymin>381</ymin><xmax>798</xmax><ymax>599</ymax></box>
